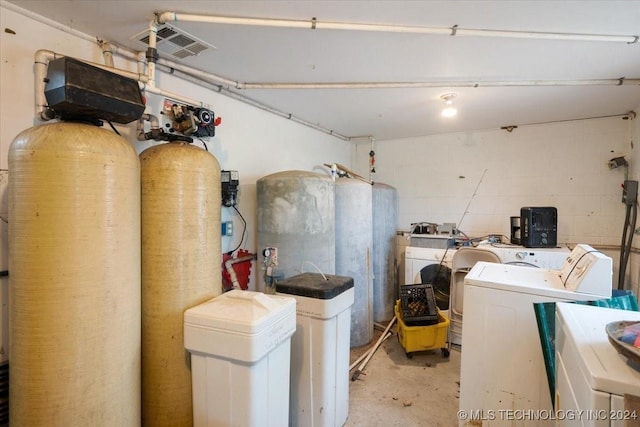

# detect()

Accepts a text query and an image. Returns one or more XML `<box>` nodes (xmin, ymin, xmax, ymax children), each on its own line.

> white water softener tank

<box><xmin>184</xmin><ymin>290</ymin><xmax>296</xmax><ymax>427</ymax></box>
<box><xmin>140</xmin><ymin>142</ymin><xmax>222</xmax><ymax>427</ymax></box>
<box><xmin>335</xmin><ymin>177</ymin><xmax>374</xmax><ymax>347</ymax></box>
<box><xmin>277</xmin><ymin>273</ymin><xmax>354</xmax><ymax>427</ymax></box>
<box><xmin>8</xmin><ymin>122</ymin><xmax>141</xmax><ymax>426</ymax></box>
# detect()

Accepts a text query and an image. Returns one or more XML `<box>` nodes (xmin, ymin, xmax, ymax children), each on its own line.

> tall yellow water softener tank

<box><xmin>140</xmin><ymin>141</ymin><xmax>222</xmax><ymax>427</ymax></box>
<box><xmin>8</xmin><ymin>122</ymin><xmax>141</xmax><ymax>426</ymax></box>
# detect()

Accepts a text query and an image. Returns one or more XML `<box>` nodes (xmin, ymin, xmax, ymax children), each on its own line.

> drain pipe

<box><xmin>225</xmin><ymin>254</ymin><xmax>257</xmax><ymax>289</ymax></box>
<box><xmin>146</xmin><ymin>20</ymin><xmax>158</xmax><ymax>88</ymax></box>
<box><xmin>137</xmin><ymin>51</ymin><xmax>146</xmax><ymax>75</ymax></box>
<box><xmin>99</xmin><ymin>41</ymin><xmax>115</xmax><ymax>68</ymax></box>
<box><xmin>137</xmin><ymin>113</ymin><xmax>162</xmax><ymax>141</ymax></box>
<box><xmin>156</xmin><ymin>12</ymin><xmax>638</xmax><ymax>44</ymax></box>
<box><xmin>351</xmin><ymin>316</ymin><xmax>397</xmax><ymax>381</ymax></box>
<box><xmin>34</xmin><ymin>49</ymin><xmax>57</xmax><ymax>121</ymax></box>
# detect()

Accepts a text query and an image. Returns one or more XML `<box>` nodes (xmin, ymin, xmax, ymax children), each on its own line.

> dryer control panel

<box><xmin>559</xmin><ymin>244</ymin><xmax>612</xmax><ymax>297</ymax></box>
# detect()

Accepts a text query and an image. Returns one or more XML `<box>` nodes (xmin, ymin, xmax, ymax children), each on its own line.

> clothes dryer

<box><xmin>473</xmin><ymin>242</ymin><xmax>570</xmax><ymax>269</ymax></box>
<box><xmin>404</xmin><ymin>246</ymin><xmax>456</xmax><ymax>313</ymax></box>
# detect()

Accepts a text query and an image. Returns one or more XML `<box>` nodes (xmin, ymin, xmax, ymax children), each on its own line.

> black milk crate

<box><xmin>399</xmin><ymin>284</ymin><xmax>439</xmax><ymax>326</ymax></box>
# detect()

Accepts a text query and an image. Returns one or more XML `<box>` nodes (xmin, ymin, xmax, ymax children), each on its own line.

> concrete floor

<box><xmin>346</xmin><ymin>328</ymin><xmax>461</xmax><ymax>426</ymax></box>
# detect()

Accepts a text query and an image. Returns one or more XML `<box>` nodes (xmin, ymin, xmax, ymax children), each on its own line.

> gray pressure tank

<box><xmin>372</xmin><ymin>182</ymin><xmax>398</xmax><ymax>323</ymax></box>
<box><xmin>257</xmin><ymin>170</ymin><xmax>335</xmax><ymax>287</ymax></box>
<box><xmin>335</xmin><ymin>177</ymin><xmax>373</xmax><ymax>347</ymax></box>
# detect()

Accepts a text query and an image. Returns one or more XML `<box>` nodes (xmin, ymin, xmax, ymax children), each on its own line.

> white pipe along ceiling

<box><xmin>155</xmin><ymin>11</ymin><xmax>638</xmax><ymax>44</ymax></box>
<box><xmin>7</xmin><ymin>0</ymin><xmax>640</xmax><ymax>141</ymax></box>
<box><xmin>154</xmin><ymin>11</ymin><xmax>639</xmax><ymax>91</ymax></box>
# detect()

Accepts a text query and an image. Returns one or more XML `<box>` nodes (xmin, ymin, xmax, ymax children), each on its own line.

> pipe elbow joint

<box><xmin>39</xmin><ymin>108</ymin><xmax>56</xmax><ymax>121</ymax></box>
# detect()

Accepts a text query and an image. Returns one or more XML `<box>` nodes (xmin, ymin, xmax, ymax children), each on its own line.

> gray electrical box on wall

<box><xmin>622</xmin><ymin>180</ymin><xmax>638</xmax><ymax>206</ymax></box>
<box><xmin>221</xmin><ymin>170</ymin><xmax>239</xmax><ymax>207</ymax></box>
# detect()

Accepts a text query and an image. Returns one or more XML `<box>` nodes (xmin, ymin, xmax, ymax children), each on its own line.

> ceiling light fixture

<box><xmin>440</xmin><ymin>93</ymin><xmax>458</xmax><ymax>118</ymax></box>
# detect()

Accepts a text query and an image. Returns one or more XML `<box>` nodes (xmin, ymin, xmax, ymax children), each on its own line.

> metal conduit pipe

<box><xmin>241</xmin><ymin>78</ymin><xmax>640</xmax><ymax>89</ymax></box>
<box><xmin>156</xmin><ymin>56</ymin><xmax>239</xmax><ymax>89</ymax></box>
<box><xmin>218</xmin><ymin>86</ymin><xmax>349</xmax><ymax>140</ymax></box>
<box><xmin>156</xmin><ymin>11</ymin><xmax>639</xmax><ymax>44</ymax></box>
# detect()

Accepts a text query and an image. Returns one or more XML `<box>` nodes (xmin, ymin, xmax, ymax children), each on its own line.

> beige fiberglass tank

<box><xmin>8</xmin><ymin>122</ymin><xmax>141</xmax><ymax>426</ymax></box>
<box><xmin>140</xmin><ymin>141</ymin><xmax>222</xmax><ymax>427</ymax></box>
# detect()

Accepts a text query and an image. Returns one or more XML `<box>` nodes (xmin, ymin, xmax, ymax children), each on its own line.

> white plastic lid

<box><xmin>184</xmin><ymin>289</ymin><xmax>296</xmax><ymax>335</ymax></box>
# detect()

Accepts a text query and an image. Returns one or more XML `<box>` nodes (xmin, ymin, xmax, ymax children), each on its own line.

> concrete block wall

<box><xmin>356</xmin><ymin>114</ymin><xmax>637</xmax><ymax>292</ymax></box>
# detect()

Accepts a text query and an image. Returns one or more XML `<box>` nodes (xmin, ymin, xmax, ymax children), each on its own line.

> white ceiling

<box><xmin>6</xmin><ymin>0</ymin><xmax>640</xmax><ymax>141</ymax></box>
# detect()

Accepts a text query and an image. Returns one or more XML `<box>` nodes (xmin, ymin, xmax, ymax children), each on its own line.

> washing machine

<box><xmin>404</xmin><ymin>245</ymin><xmax>456</xmax><ymax>313</ymax></box>
<box><xmin>458</xmin><ymin>244</ymin><xmax>613</xmax><ymax>426</ymax></box>
<box><xmin>555</xmin><ymin>302</ymin><xmax>640</xmax><ymax>427</ymax></box>
<box><xmin>447</xmin><ymin>243</ymin><xmax>570</xmax><ymax>346</ymax></box>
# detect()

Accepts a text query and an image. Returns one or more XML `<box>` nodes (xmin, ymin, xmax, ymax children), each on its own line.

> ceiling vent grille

<box><xmin>131</xmin><ymin>24</ymin><xmax>216</xmax><ymax>60</ymax></box>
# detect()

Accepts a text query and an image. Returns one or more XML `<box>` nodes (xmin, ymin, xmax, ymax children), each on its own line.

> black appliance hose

<box><xmin>618</xmin><ymin>201</ymin><xmax>637</xmax><ymax>290</ymax></box>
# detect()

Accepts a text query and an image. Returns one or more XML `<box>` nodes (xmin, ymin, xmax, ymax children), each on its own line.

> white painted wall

<box><xmin>357</xmin><ymin>118</ymin><xmax>632</xmax><ymax>242</ymax></box>
<box><xmin>0</xmin><ymin>4</ymin><xmax>352</xmax><ymax>273</ymax></box>
<box><xmin>0</xmin><ymin>4</ymin><xmax>638</xmax><ymax>366</ymax></box>
<box><xmin>355</xmin><ymin>116</ymin><xmax>636</xmax><ymax>292</ymax></box>
<box><xmin>0</xmin><ymin>3</ymin><xmax>353</xmax><ymax>360</ymax></box>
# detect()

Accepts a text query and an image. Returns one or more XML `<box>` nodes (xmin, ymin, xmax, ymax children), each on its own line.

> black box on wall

<box><xmin>520</xmin><ymin>207</ymin><xmax>557</xmax><ymax>248</ymax></box>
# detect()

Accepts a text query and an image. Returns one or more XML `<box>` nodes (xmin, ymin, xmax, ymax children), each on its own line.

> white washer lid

<box><xmin>465</xmin><ymin>262</ymin><xmax>611</xmax><ymax>300</ymax></box>
<box><xmin>184</xmin><ymin>290</ymin><xmax>296</xmax><ymax>335</ymax></box>
<box><xmin>556</xmin><ymin>303</ymin><xmax>640</xmax><ymax>396</ymax></box>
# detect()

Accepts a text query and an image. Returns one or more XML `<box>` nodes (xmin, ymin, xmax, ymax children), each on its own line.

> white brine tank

<box><xmin>8</xmin><ymin>122</ymin><xmax>141</xmax><ymax>426</ymax></box>
<box><xmin>335</xmin><ymin>177</ymin><xmax>374</xmax><ymax>347</ymax></box>
<box><xmin>372</xmin><ymin>182</ymin><xmax>398</xmax><ymax>322</ymax></box>
<box><xmin>184</xmin><ymin>290</ymin><xmax>297</xmax><ymax>427</ymax></box>
<box><xmin>257</xmin><ymin>170</ymin><xmax>335</xmax><ymax>285</ymax></box>
<box><xmin>140</xmin><ymin>141</ymin><xmax>222</xmax><ymax>427</ymax></box>
<box><xmin>276</xmin><ymin>273</ymin><xmax>355</xmax><ymax>427</ymax></box>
